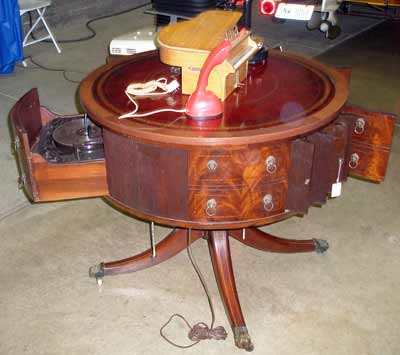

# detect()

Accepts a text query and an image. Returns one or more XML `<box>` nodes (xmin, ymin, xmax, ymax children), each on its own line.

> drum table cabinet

<box><xmin>10</xmin><ymin>50</ymin><xmax>395</xmax><ymax>351</ymax></box>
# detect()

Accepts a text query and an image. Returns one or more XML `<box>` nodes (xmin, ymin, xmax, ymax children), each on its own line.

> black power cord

<box><xmin>21</xmin><ymin>2</ymin><xmax>151</xmax><ymax>83</ymax></box>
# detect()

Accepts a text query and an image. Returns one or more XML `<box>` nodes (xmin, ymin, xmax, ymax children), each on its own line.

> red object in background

<box><xmin>259</xmin><ymin>0</ymin><xmax>277</xmax><ymax>15</ymax></box>
<box><xmin>186</xmin><ymin>40</ymin><xmax>232</xmax><ymax>120</ymax></box>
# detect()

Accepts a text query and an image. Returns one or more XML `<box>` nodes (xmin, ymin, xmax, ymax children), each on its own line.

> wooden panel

<box><xmin>241</xmin><ymin>181</ymin><xmax>287</xmax><ymax>220</ymax></box>
<box><xmin>306</xmin><ymin>132</ymin><xmax>334</xmax><ymax>205</ymax></box>
<box><xmin>348</xmin><ymin>142</ymin><xmax>391</xmax><ymax>182</ymax></box>
<box><xmin>189</xmin><ymin>143</ymin><xmax>290</xmax><ymax>187</ymax></box>
<box><xmin>189</xmin><ymin>180</ymin><xmax>287</xmax><ymax>222</ymax></box>
<box><xmin>10</xmin><ymin>89</ymin><xmax>108</xmax><ymax>202</ymax></box>
<box><xmin>32</xmin><ymin>158</ymin><xmax>108</xmax><ymax>201</ymax></box>
<box><xmin>104</xmin><ymin>130</ymin><xmax>189</xmax><ymax>220</ymax></box>
<box><xmin>286</xmin><ymin>139</ymin><xmax>314</xmax><ymax>214</ymax></box>
<box><xmin>158</xmin><ymin>10</ymin><xmax>242</xmax><ymax>52</ymax></box>
<box><xmin>321</xmin><ymin>118</ymin><xmax>352</xmax><ymax>185</ymax></box>
<box><xmin>341</xmin><ymin>105</ymin><xmax>395</xmax><ymax>182</ymax></box>
<box><xmin>11</xmin><ymin>88</ymin><xmax>42</xmax><ymax>148</ymax></box>
<box><xmin>341</xmin><ymin>105</ymin><xmax>395</xmax><ymax>147</ymax></box>
<box><xmin>12</xmin><ymin>126</ymin><xmax>38</xmax><ymax>201</ymax></box>
<box><xmin>189</xmin><ymin>187</ymin><xmax>242</xmax><ymax>222</ymax></box>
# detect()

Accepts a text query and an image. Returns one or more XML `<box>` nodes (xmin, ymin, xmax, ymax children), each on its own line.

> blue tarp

<box><xmin>0</xmin><ymin>0</ymin><xmax>23</xmax><ymax>74</ymax></box>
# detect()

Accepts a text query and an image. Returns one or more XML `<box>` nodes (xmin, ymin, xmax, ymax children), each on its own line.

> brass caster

<box><xmin>313</xmin><ymin>239</ymin><xmax>329</xmax><ymax>254</ymax></box>
<box><xmin>89</xmin><ymin>263</ymin><xmax>105</xmax><ymax>286</ymax></box>
<box><xmin>233</xmin><ymin>326</ymin><xmax>254</xmax><ymax>352</ymax></box>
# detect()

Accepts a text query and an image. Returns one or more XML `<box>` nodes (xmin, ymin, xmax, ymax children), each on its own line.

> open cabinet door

<box><xmin>341</xmin><ymin>105</ymin><xmax>396</xmax><ymax>182</ymax></box>
<box><xmin>10</xmin><ymin>89</ymin><xmax>108</xmax><ymax>202</ymax></box>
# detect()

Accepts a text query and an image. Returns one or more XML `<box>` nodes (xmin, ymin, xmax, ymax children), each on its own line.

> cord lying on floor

<box><xmin>21</xmin><ymin>2</ymin><xmax>152</xmax><ymax>84</ymax></box>
<box><xmin>159</xmin><ymin>229</ymin><xmax>228</xmax><ymax>349</ymax></box>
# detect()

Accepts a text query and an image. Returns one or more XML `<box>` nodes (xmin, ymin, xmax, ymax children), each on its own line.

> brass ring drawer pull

<box><xmin>265</xmin><ymin>155</ymin><xmax>277</xmax><ymax>174</ymax></box>
<box><xmin>349</xmin><ymin>153</ymin><xmax>360</xmax><ymax>169</ymax></box>
<box><xmin>207</xmin><ymin>159</ymin><xmax>218</xmax><ymax>171</ymax></box>
<box><xmin>263</xmin><ymin>194</ymin><xmax>274</xmax><ymax>211</ymax></box>
<box><xmin>354</xmin><ymin>118</ymin><xmax>365</xmax><ymax>135</ymax></box>
<box><xmin>206</xmin><ymin>198</ymin><xmax>217</xmax><ymax>216</ymax></box>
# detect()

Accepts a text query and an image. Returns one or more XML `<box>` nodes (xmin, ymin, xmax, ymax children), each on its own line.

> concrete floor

<box><xmin>0</xmin><ymin>6</ymin><xmax>399</xmax><ymax>355</ymax></box>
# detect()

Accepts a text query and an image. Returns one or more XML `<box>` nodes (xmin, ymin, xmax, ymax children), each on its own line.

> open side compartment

<box><xmin>10</xmin><ymin>89</ymin><xmax>108</xmax><ymax>202</ymax></box>
<box><xmin>341</xmin><ymin>104</ymin><xmax>396</xmax><ymax>182</ymax></box>
<box><xmin>285</xmin><ymin>103</ymin><xmax>396</xmax><ymax>215</ymax></box>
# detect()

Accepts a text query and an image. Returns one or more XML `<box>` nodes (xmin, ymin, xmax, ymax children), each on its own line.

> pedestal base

<box><xmin>89</xmin><ymin>227</ymin><xmax>328</xmax><ymax>351</ymax></box>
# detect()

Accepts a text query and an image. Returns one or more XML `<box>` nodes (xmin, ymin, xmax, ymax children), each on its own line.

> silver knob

<box><xmin>349</xmin><ymin>153</ymin><xmax>360</xmax><ymax>169</ymax></box>
<box><xmin>354</xmin><ymin>118</ymin><xmax>365</xmax><ymax>135</ymax></box>
<box><xmin>266</xmin><ymin>155</ymin><xmax>277</xmax><ymax>174</ymax></box>
<box><xmin>207</xmin><ymin>159</ymin><xmax>218</xmax><ymax>171</ymax></box>
<box><xmin>263</xmin><ymin>194</ymin><xmax>274</xmax><ymax>211</ymax></box>
<box><xmin>206</xmin><ymin>198</ymin><xmax>217</xmax><ymax>216</ymax></box>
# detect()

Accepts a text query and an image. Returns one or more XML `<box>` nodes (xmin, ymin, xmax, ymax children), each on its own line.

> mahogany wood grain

<box><xmin>348</xmin><ymin>142</ymin><xmax>391</xmax><ymax>182</ymax></box>
<box><xmin>321</xmin><ymin>120</ymin><xmax>350</xmax><ymax>185</ymax></box>
<box><xmin>105</xmin><ymin>195</ymin><xmax>295</xmax><ymax>230</ymax></box>
<box><xmin>342</xmin><ymin>104</ymin><xmax>395</xmax><ymax>147</ymax></box>
<box><xmin>306</xmin><ymin>132</ymin><xmax>334</xmax><ymax>205</ymax></box>
<box><xmin>102</xmin><ymin>229</ymin><xmax>203</xmax><ymax>276</ymax></box>
<box><xmin>103</xmin><ymin>129</ymin><xmax>189</xmax><ymax>220</ymax></box>
<box><xmin>11</xmin><ymin>121</ymin><xmax>38</xmax><ymax>201</ymax></box>
<box><xmin>286</xmin><ymin>139</ymin><xmax>314</xmax><ymax>214</ymax></box>
<box><xmin>79</xmin><ymin>50</ymin><xmax>348</xmax><ymax>146</ymax></box>
<box><xmin>208</xmin><ymin>230</ymin><xmax>246</xmax><ymax>328</ymax></box>
<box><xmin>341</xmin><ymin>104</ymin><xmax>395</xmax><ymax>182</ymax></box>
<box><xmin>11</xmin><ymin>88</ymin><xmax>42</xmax><ymax>148</ymax></box>
<box><xmin>31</xmin><ymin>155</ymin><xmax>108</xmax><ymax>201</ymax></box>
<box><xmin>229</xmin><ymin>228</ymin><xmax>317</xmax><ymax>253</ymax></box>
<box><xmin>188</xmin><ymin>143</ymin><xmax>290</xmax><ymax>187</ymax></box>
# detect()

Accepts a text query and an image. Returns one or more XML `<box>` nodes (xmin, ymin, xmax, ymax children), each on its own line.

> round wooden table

<box><xmin>80</xmin><ymin>50</ymin><xmax>349</xmax><ymax>351</ymax></box>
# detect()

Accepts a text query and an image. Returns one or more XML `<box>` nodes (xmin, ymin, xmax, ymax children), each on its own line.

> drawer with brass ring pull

<box><xmin>189</xmin><ymin>143</ymin><xmax>290</xmax><ymax>187</ymax></box>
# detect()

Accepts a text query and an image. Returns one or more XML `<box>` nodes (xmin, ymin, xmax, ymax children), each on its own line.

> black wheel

<box><xmin>306</xmin><ymin>12</ymin><xmax>322</xmax><ymax>31</ymax></box>
<box><xmin>326</xmin><ymin>25</ymin><xmax>341</xmax><ymax>39</ymax></box>
<box><xmin>319</xmin><ymin>20</ymin><xmax>331</xmax><ymax>34</ymax></box>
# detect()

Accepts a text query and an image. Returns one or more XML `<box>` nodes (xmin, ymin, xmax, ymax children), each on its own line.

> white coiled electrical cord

<box><xmin>119</xmin><ymin>78</ymin><xmax>185</xmax><ymax>119</ymax></box>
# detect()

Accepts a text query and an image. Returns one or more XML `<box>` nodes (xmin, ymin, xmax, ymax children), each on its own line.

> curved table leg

<box><xmin>208</xmin><ymin>230</ymin><xmax>254</xmax><ymax>352</ymax></box>
<box><xmin>229</xmin><ymin>228</ymin><xmax>329</xmax><ymax>254</ymax></box>
<box><xmin>89</xmin><ymin>228</ymin><xmax>203</xmax><ymax>280</ymax></box>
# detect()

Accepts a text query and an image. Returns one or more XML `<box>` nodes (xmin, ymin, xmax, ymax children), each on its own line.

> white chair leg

<box><xmin>22</xmin><ymin>13</ymin><xmax>45</xmax><ymax>47</ymax></box>
<box><xmin>36</xmin><ymin>8</ymin><xmax>62</xmax><ymax>54</ymax></box>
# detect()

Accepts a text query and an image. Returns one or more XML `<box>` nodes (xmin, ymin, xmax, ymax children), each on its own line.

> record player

<box><xmin>11</xmin><ymin>88</ymin><xmax>108</xmax><ymax>203</ymax></box>
<box><xmin>36</xmin><ymin>114</ymin><xmax>104</xmax><ymax>163</ymax></box>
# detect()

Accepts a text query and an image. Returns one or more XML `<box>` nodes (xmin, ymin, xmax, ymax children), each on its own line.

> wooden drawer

<box><xmin>189</xmin><ymin>143</ymin><xmax>290</xmax><ymax>187</ymax></box>
<box><xmin>189</xmin><ymin>187</ymin><xmax>242</xmax><ymax>222</ymax></box>
<box><xmin>241</xmin><ymin>180</ymin><xmax>287</xmax><ymax>220</ymax></box>
<box><xmin>342</xmin><ymin>105</ymin><xmax>395</xmax><ymax>147</ymax></box>
<box><xmin>348</xmin><ymin>142</ymin><xmax>391</xmax><ymax>182</ymax></box>
<box><xmin>341</xmin><ymin>105</ymin><xmax>395</xmax><ymax>182</ymax></box>
<box><xmin>10</xmin><ymin>89</ymin><xmax>108</xmax><ymax>202</ymax></box>
<box><xmin>189</xmin><ymin>180</ymin><xmax>287</xmax><ymax>222</ymax></box>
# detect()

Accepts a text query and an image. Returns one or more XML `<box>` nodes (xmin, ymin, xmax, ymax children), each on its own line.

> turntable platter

<box><xmin>37</xmin><ymin>115</ymin><xmax>104</xmax><ymax>163</ymax></box>
<box><xmin>52</xmin><ymin>119</ymin><xmax>102</xmax><ymax>148</ymax></box>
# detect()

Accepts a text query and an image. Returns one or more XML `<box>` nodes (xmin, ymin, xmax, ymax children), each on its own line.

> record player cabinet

<box><xmin>10</xmin><ymin>51</ymin><xmax>396</xmax><ymax>351</ymax></box>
